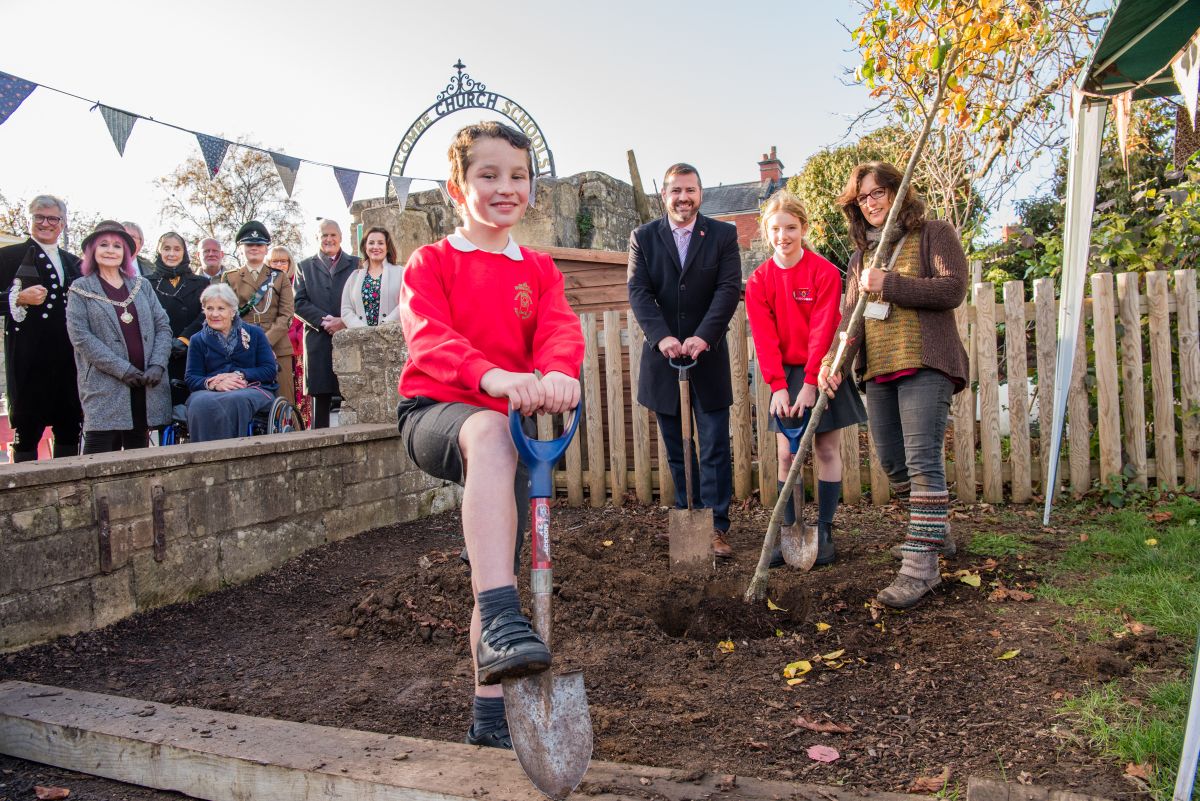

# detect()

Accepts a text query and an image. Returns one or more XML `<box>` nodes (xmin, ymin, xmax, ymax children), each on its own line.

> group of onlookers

<box><xmin>1</xmin><ymin>195</ymin><xmax>403</xmax><ymax>458</ymax></box>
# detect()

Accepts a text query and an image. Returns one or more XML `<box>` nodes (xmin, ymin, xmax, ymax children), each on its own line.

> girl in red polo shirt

<box><xmin>746</xmin><ymin>191</ymin><xmax>866</xmax><ymax>566</ymax></box>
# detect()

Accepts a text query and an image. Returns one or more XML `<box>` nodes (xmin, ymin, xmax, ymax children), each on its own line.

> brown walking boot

<box><xmin>711</xmin><ymin>530</ymin><xmax>733</xmax><ymax>559</ymax></box>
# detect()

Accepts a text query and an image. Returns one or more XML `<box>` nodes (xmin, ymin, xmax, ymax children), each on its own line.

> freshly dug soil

<box><xmin>1</xmin><ymin>500</ymin><xmax>1184</xmax><ymax>800</ymax></box>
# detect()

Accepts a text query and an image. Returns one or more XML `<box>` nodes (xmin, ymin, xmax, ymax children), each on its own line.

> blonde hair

<box><xmin>759</xmin><ymin>191</ymin><xmax>815</xmax><ymax>251</ymax></box>
<box><xmin>268</xmin><ymin>245</ymin><xmax>296</xmax><ymax>278</ymax></box>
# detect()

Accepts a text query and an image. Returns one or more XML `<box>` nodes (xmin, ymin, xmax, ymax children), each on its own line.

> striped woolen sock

<box><xmin>891</xmin><ymin>480</ymin><xmax>912</xmax><ymax>506</ymax></box>
<box><xmin>901</xmin><ymin>490</ymin><xmax>948</xmax><ymax>554</ymax></box>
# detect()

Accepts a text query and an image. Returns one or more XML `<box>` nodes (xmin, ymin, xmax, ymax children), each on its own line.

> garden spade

<box><xmin>667</xmin><ymin>358</ymin><xmax>712</xmax><ymax>574</ymax></box>
<box><xmin>774</xmin><ymin>411</ymin><xmax>818</xmax><ymax>570</ymax></box>
<box><xmin>505</xmin><ymin>408</ymin><xmax>592</xmax><ymax>801</ymax></box>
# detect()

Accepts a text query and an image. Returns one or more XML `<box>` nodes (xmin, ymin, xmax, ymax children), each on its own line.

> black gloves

<box><xmin>170</xmin><ymin>338</ymin><xmax>188</xmax><ymax>360</ymax></box>
<box><xmin>121</xmin><ymin>367</ymin><xmax>145</xmax><ymax>387</ymax></box>
<box><xmin>143</xmin><ymin>365</ymin><xmax>165</xmax><ymax>387</ymax></box>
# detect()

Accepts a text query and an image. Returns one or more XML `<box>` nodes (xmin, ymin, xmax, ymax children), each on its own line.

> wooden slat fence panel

<box><xmin>974</xmin><ymin>284</ymin><xmax>1003</xmax><ymax>503</ymax></box>
<box><xmin>1147</xmin><ymin>271</ymin><xmax>1177</xmax><ymax>491</ymax></box>
<box><xmin>1003</xmin><ymin>280</ymin><xmax>1032</xmax><ymax>503</ymax></box>
<box><xmin>1116</xmin><ymin>272</ymin><xmax>1148</xmax><ymax>488</ymax></box>
<box><xmin>1175</xmin><ymin>269</ymin><xmax>1199</xmax><ymax>489</ymax></box>
<box><xmin>1090</xmin><ymin>274</ymin><xmax>1121</xmax><ymax>485</ymax></box>
<box><xmin>603</xmin><ymin>311</ymin><xmax>627</xmax><ymax>503</ymax></box>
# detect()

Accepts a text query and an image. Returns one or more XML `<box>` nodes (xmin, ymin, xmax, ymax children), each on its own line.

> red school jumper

<box><xmin>744</xmin><ymin>249</ymin><xmax>843</xmax><ymax>392</ymax></box>
<box><xmin>398</xmin><ymin>237</ymin><xmax>585</xmax><ymax>413</ymax></box>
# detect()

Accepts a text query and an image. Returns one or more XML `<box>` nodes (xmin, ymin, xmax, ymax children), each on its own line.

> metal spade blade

<box><xmin>503</xmin><ymin>671</ymin><xmax>593</xmax><ymax>800</ymax></box>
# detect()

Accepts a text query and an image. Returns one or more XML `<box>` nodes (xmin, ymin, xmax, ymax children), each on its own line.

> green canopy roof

<box><xmin>1082</xmin><ymin>0</ymin><xmax>1200</xmax><ymax>99</ymax></box>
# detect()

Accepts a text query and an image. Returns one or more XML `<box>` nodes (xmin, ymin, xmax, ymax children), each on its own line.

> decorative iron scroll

<box><xmin>387</xmin><ymin>60</ymin><xmax>556</xmax><ymax>199</ymax></box>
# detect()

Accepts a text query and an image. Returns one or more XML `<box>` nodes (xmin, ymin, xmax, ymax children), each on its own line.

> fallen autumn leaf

<box><xmin>793</xmin><ymin>716</ymin><xmax>854</xmax><ymax>734</ymax></box>
<box><xmin>34</xmin><ymin>788</ymin><xmax>70</xmax><ymax>801</ymax></box>
<box><xmin>806</xmin><ymin>745</ymin><xmax>840</xmax><ymax>763</ymax></box>
<box><xmin>906</xmin><ymin>767</ymin><xmax>950</xmax><ymax>793</ymax></box>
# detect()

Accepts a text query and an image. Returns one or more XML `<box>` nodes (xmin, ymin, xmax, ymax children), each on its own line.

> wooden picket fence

<box><xmin>545</xmin><ymin>268</ymin><xmax>1199</xmax><ymax>507</ymax></box>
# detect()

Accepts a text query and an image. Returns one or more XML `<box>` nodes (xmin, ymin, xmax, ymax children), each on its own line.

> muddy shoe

<box><xmin>877</xmin><ymin>573</ymin><xmax>942</xmax><ymax>609</ymax></box>
<box><xmin>476</xmin><ymin>609</ymin><xmax>551</xmax><ymax>686</ymax></box>
<box><xmin>814</xmin><ymin>522</ymin><xmax>836</xmax><ymax>566</ymax></box>
<box><xmin>465</xmin><ymin>720</ymin><xmax>512</xmax><ymax>749</ymax></box>
<box><xmin>889</xmin><ymin>536</ymin><xmax>956</xmax><ymax>560</ymax></box>
<box><xmin>711</xmin><ymin>530</ymin><xmax>733</xmax><ymax>559</ymax></box>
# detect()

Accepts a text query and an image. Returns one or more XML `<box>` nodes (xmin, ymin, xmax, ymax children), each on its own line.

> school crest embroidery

<box><xmin>792</xmin><ymin>287</ymin><xmax>813</xmax><ymax>303</ymax></box>
<box><xmin>514</xmin><ymin>282</ymin><xmax>533</xmax><ymax>319</ymax></box>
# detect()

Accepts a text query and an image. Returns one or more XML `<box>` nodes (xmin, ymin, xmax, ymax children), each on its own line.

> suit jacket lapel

<box><xmin>656</xmin><ymin>219</ymin><xmax>682</xmax><ymax>271</ymax></box>
<box><xmin>681</xmin><ymin>217</ymin><xmax>707</xmax><ymax>275</ymax></box>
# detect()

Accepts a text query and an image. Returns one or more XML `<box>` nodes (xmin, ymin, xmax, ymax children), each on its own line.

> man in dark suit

<box><xmin>121</xmin><ymin>221</ymin><xmax>156</xmax><ymax>276</ymax></box>
<box><xmin>0</xmin><ymin>195</ymin><xmax>84</xmax><ymax>461</ymax></box>
<box><xmin>627</xmin><ymin>164</ymin><xmax>742</xmax><ymax>557</ymax></box>
<box><xmin>295</xmin><ymin>218</ymin><xmax>360</xmax><ymax>428</ymax></box>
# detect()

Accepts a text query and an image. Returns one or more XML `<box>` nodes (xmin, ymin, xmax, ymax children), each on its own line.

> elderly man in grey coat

<box><xmin>295</xmin><ymin>218</ymin><xmax>359</xmax><ymax>429</ymax></box>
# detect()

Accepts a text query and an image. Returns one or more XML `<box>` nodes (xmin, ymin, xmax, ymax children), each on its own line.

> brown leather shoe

<box><xmin>711</xmin><ymin>530</ymin><xmax>733</xmax><ymax>559</ymax></box>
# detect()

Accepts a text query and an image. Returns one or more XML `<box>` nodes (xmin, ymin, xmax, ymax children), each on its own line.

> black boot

<box><xmin>814</xmin><ymin>522</ymin><xmax>836</xmax><ymax>566</ymax></box>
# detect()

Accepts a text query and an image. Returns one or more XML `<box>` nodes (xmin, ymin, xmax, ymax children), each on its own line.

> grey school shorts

<box><xmin>397</xmin><ymin>397</ymin><xmax>529</xmax><ymax>574</ymax></box>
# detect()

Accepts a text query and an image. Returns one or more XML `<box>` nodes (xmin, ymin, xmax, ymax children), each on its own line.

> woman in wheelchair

<box><xmin>184</xmin><ymin>283</ymin><xmax>278</xmax><ymax>443</ymax></box>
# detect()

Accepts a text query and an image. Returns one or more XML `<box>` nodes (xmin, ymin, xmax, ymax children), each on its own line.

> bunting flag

<box><xmin>98</xmin><ymin>105</ymin><xmax>137</xmax><ymax>156</ymax></box>
<box><xmin>1112</xmin><ymin>91</ymin><xmax>1133</xmax><ymax>175</ymax></box>
<box><xmin>270</xmin><ymin>151</ymin><xmax>301</xmax><ymax>197</ymax></box>
<box><xmin>435</xmin><ymin>180</ymin><xmax>453</xmax><ymax>205</ymax></box>
<box><xmin>1172</xmin><ymin>29</ymin><xmax>1199</xmax><ymax>130</ymax></box>
<box><xmin>334</xmin><ymin>167</ymin><xmax>359</xmax><ymax>207</ymax></box>
<box><xmin>389</xmin><ymin>176</ymin><xmax>412</xmax><ymax>210</ymax></box>
<box><xmin>196</xmin><ymin>133</ymin><xmax>230</xmax><ymax>178</ymax></box>
<box><xmin>0</xmin><ymin>71</ymin><xmax>36</xmax><ymax>126</ymax></box>
<box><xmin>529</xmin><ymin>175</ymin><xmax>537</xmax><ymax>209</ymax></box>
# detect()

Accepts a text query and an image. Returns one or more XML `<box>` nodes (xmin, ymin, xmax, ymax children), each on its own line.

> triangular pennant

<box><xmin>196</xmin><ymin>133</ymin><xmax>230</xmax><ymax>178</ymax></box>
<box><xmin>529</xmin><ymin>175</ymin><xmax>537</xmax><ymax>209</ymax></box>
<box><xmin>0</xmin><ymin>71</ymin><xmax>36</xmax><ymax>127</ymax></box>
<box><xmin>98</xmin><ymin>105</ymin><xmax>137</xmax><ymax>156</ymax></box>
<box><xmin>1171</xmin><ymin>30</ymin><xmax>1200</xmax><ymax>131</ymax></box>
<box><xmin>333</xmin><ymin>167</ymin><xmax>359</xmax><ymax>208</ymax></box>
<box><xmin>1113</xmin><ymin>91</ymin><xmax>1132</xmax><ymax>175</ymax></box>
<box><xmin>270</xmin><ymin>152</ymin><xmax>301</xmax><ymax>197</ymax></box>
<box><xmin>435</xmin><ymin>180</ymin><xmax>453</xmax><ymax>205</ymax></box>
<box><xmin>389</xmin><ymin>176</ymin><xmax>412</xmax><ymax>210</ymax></box>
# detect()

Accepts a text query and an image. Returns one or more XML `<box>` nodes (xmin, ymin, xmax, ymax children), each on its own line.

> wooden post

<box><xmin>974</xmin><ymin>283</ymin><xmax>1003</xmax><ymax>502</ymax></box>
<box><xmin>581</xmin><ymin>313</ymin><xmax>606</xmax><ymax>506</ymax></box>
<box><xmin>1174</xmin><ymin>269</ymin><xmax>1199</xmax><ymax>490</ymax></box>
<box><xmin>753</xmin><ymin>344</ymin><xmax>777</xmax><ymax>507</ymax></box>
<box><xmin>626</xmin><ymin>150</ymin><xmax>654</xmax><ymax>225</ymax></box>
<box><xmin>1033</xmin><ymin>278</ymin><xmax>1058</xmax><ymax>493</ymax></box>
<box><xmin>951</xmin><ymin>295</ymin><xmax>976</xmax><ymax>502</ymax></box>
<box><xmin>1116</xmin><ymin>272</ymin><xmax>1148</xmax><ymax>488</ymax></box>
<box><xmin>1147</xmin><ymin>271</ymin><xmax>1177</xmax><ymax>490</ymax></box>
<box><xmin>867</xmin><ymin>427</ymin><xmax>889</xmax><ymax>506</ymax></box>
<box><xmin>840</xmin><ymin>424</ymin><xmax>862</xmax><ymax>504</ymax></box>
<box><xmin>627</xmin><ymin>316</ymin><xmax>653</xmax><ymax>504</ymax></box>
<box><xmin>657</xmin><ymin>425</ymin><xmax>674</xmax><ymax>505</ymax></box>
<box><xmin>565</xmin><ymin>408</ymin><xmax>584</xmax><ymax>507</ymax></box>
<box><xmin>1003</xmin><ymin>281</ymin><xmax>1032</xmax><ymax>503</ymax></box>
<box><xmin>1067</xmin><ymin>314</ymin><xmax>1091</xmax><ymax>495</ymax></box>
<box><xmin>728</xmin><ymin>304</ymin><xmax>754</xmax><ymax>501</ymax></box>
<box><xmin>603</xmin><ymin>311</ymin><xmax>627</xmax><ymax>503</ymax></box>
<box><xmin>1090</xmin><ymin>273</ymin><xmax>1122</xmax><ymax>486</ymax></box>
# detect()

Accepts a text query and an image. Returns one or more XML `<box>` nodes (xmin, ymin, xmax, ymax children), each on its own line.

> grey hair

<box><xmin>200</xmin><ymin>282</ymin><xmax>239</xmax><ymax>310</ymax></box>
<box><xmin>120</xmin><ymin>221</ymin><xmax>145</xmax><ymax>239</ymax></box>
<box><xmin>318</xmin><ymin>218</ymin><xmax>341</xmax><ymax>234</ymax></box>
<box><xmin>29</xmin><ymin>195</ymin><xmax>67</xmax><ymax>218</ymax></box>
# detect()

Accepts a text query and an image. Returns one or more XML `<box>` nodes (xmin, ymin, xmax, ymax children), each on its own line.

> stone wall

<box><xmin>351</xmin><ymin>171</ymin><xmax>648</xmax><ymax>263</ymax></box>
<box><xmin>0</xmin><ymin>327</ymin><xmax>459</xmax><ymax>652</ymax></box>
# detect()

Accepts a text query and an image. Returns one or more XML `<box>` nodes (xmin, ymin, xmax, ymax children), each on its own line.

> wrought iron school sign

<box><xmin>386</xmin><ymin>61</ymin><xmax>556</xmax><ymax>197</ymax></box>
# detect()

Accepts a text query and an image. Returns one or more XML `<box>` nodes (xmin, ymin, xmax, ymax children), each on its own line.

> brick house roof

<box><xmin>699</xmin><ymin>177</ymin><xmax>786</xmax><ymax>217</ymax></box>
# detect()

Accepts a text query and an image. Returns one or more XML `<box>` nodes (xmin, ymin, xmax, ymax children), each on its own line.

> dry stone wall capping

<box><xmin>0</xmin><ymin>326</ymin><xmax>460</xmax><ymax>652</ymax></box>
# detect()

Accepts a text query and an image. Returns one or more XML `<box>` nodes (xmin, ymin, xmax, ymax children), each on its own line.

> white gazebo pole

<box><xmin>1176</xmin><ymin>628</ymin><xmax>1200</xmax><ymax>801</ymax></box>
<box><xmin>1043</xmin><ymin>91</ymin><xmax>1108</xmax><ymax>525</ymax></box>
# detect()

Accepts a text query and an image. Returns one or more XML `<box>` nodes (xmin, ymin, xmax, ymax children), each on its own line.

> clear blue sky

<box><xmin>0</xmin><ymin>0</ymin><xmax>1032</xmax><ymax>253</ymax></box>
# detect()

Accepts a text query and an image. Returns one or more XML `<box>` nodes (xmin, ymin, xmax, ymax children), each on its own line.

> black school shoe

<box><xmin>476</xmin><ymin>609</ymin><xmax>551</xmax><ymax>686</ymax></box>
<box><xmin>465</xmin><ymin>720</ymin><xmax>513</xmax><ymax>749</ymax></box>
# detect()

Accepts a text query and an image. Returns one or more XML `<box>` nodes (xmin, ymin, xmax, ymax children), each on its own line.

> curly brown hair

<box><xmin>837</xmin><ymin>161</ymin><xmax>927</xmax><ymax>253</ymax></box>
<box><xmin>447</xmin><ymin>121</ymin><xmax>533</xmax><ymax>198</ymax></box>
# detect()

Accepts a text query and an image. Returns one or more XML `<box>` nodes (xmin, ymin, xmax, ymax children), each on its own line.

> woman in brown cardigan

<box><xmin>218</xmin><ymin>221</ymin><xmax>296</xmax><ymax>405</ymax></box>
<box><xmin>820</xmin><ymin>161</ymin><xmax>968</xmax><ymax>609</ymax></box>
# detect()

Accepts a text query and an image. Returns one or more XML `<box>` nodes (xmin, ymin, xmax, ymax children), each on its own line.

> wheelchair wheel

<box><xmin>267</xmin><ymin>397</ymin><xmax>306</xmax><ymax>434</ymax></box>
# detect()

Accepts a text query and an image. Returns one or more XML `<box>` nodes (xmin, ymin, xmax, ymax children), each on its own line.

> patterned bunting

<box><xmin>270</xmin><ymin>152</ymin><xmax>301</xmax><ymax>197</ymax></box>
<box><xmin>333</xmin><ymin>167</ymin><xmax>359</xmax><ymax>207</ymax></box>
<box><xmin>435</xmin><ymin>180</ymin><xmax>453</xmax><ymax>205</ymax></box>
<box><xmin>98</xmin><ymin>105</ymin><xmax>137</xmax><ymax>156</ymax></box>
<box><xmin>389</xmin><ymin>176</ymin><xmax>412</xmax><ymax>210</ymax></box>
<box><xmin>529</xmin><ymin>175</ymin><xmax>537</xmax><ymax>209</ymax></box>
<box><xmin>196</xmin><ymin>133</ymin><xmax>230</xmax><ymax>178</ymax></box>
<box><xmin>0</xmin><ymin>71</ymin><xmax>36</xmax><ymax>127</ymax></box>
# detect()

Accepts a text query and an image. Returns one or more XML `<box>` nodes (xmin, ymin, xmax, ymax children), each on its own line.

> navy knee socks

<box><xmin>477</xmin><ymin>585</ymin><xmax>520</xmax><ymax>629</ymax></box>
<box><xmin>817</xmin><ymin>480</ymin><xmax>842</xmax><ymax>525</ymax></box>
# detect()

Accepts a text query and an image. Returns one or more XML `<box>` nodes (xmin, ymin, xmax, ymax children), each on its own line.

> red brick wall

<box><xmin>714</xmin><ymin>212</ymin><xmax>761</xmax><ymax>250</ymax></box>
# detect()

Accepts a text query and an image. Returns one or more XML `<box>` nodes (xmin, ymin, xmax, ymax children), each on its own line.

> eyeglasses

<box><xmin>33</xmin><ymin>214</ymin><xmax>63</xmax><ymax>225</ymax></box>
<box><xmin>855</xmin><ymin>187</ymin><xmax>888</xmax><ymax>206</ymax></box>
<box><xmin>269</xmin><ymin>259</ymin><xmax>290</xmax><ymax>266</ymax></box>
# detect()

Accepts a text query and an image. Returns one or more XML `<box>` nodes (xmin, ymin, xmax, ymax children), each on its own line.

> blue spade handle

<box><xmin>509</xmin><ymin>402</ymin><xmax>582</xmax><ymax>499</ymax></box>
<box><xmin>773</xmin><ymin>408</ymin><xmax>812</xmax><ymax>455</ymax></box>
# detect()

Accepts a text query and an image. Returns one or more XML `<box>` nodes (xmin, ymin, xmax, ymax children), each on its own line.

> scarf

<box><xmin>154</xmin><ymin>247</ymin><xmax>192</xmax><ymax>280</ymax></box>
<box><xmin>204</xmin><ymin>316</ymin><xmax>244</xmax><ymax>358</ymax></box>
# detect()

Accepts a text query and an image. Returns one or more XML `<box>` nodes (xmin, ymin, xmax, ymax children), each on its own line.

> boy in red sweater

<box><xmin>745</xmin><ymin>191</ymin><xmax>866</xmax><ymax>566</ymax></box>
<box><xmin>396</xmin><ymin>122</ymin><xmax>584</xmax><ymax>749</ymax></box>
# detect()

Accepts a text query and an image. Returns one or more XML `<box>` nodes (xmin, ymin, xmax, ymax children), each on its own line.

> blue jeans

<box><xmin>864</xmin><ymin>369</ymin><xmax>953</xmax><ymax>496</ymax></box>
<box><xmin>656</xmin><ymin>403</ymin><xmax>732</xmax><ymax>533</ymax></box>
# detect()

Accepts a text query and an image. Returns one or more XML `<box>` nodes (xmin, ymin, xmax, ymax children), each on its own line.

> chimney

<box><xmin>758</xmin><ymin>145</ymin><xmax>784</xmax><ymax>184</ymax></box>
